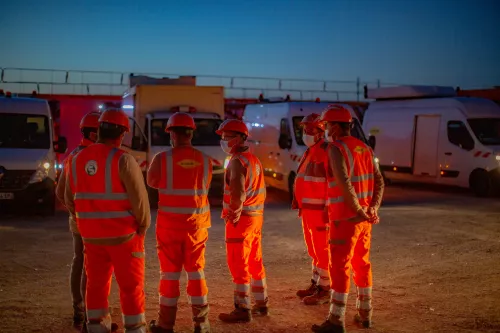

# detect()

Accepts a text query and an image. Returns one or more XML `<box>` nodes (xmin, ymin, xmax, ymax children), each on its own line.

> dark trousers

<box><xmin>71</xmin><ymin>233</ymin><xmax>87</xmax><ymax>309</ymax></box>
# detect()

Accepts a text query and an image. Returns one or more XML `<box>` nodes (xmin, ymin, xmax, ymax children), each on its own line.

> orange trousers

<box><xmin>301</xmin><ymin>209</ymin><xmax>330</xmax><ymax>288</ymax></box>
<box><xmin>328</xmin><ymin>220</ymin><xmax>373</xmax><ymax>320</ymax></box>
<box><xmin>225</xmin><ymin>215</ymin><xmax>267</xmax><ymax>309</ymax></box>
<box><xmin>84</xmin><ymin>235</ymin><xmax>146</xmax><ymax>332</ymax></box>
<box><xmin>156</xmin><ymin>228</ymin><xmax>209</xmax><ymax>328</ymax></box>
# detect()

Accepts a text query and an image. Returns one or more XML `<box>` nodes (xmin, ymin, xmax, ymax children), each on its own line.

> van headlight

<box><xmin>29</xmin><ymin>159</ymin><xmax>51</xmax><ymax>184</ymax></box>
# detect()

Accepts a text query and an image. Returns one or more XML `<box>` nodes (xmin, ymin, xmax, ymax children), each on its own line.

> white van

<box><xmin>363</xmin><ymin>85</ymin><xmax>500</xmax><ymax>197</ymax></box>
<box><xmin>0</xmin><ymin>92</ymin><xmax>67</xmax><ymax>215</ymax></box>
<box><xmin>243</xmin><ymin>100</ymin><xmax>370</xmax><ymax>201</ymax></box>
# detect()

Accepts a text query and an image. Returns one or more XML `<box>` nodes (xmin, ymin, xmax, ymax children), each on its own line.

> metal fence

<box><xmin>0</xmin><ymin>67</ymin><xmax>406</xmax><ymax>101</ymax></box>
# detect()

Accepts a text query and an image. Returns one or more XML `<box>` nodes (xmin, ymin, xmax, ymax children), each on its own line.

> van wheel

<box><xmin>288</xmin><ymin>173</ymin><xmax>296</xmax><ymax>203</ymax></box>
<box><xmin>40</xmin><ymin>197</ymin><xmax>56</xmax><ymax>217</ymax></box>
<box><xmin>469</xmin><ymin>169</ymin><xmax>493</xmax><ymax>197</ymax></box>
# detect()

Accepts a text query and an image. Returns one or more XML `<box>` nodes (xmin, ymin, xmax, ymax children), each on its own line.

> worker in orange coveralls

<box><xmin>64</xmin><ymin>109</ymin><xmax>151</xmax><ymax>333</ymax></box>
<box><xmin>56</xmin><ymin>111</ymin><xmax>100</xmax><ymax>328</ymax></box>
<box><xmin>147</xmin><ymin>112</ymin><xmax>212</xmax><ymax>333</ymax></box>
<box><xmin>312</xmin><ymin>105</ymin><xmax>384</xmax><ymax>333</ymax></box>
<box><xmin>292</xmin><ymin>113</ymin><xmax>331</xmax><ymax>305</ymax></box>
<box><xmin>216</xmin><ymin>119</ymin><xmax>268</xmax><ymax>323</ymax></box>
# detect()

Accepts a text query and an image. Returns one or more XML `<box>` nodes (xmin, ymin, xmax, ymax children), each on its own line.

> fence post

<box><xmin>356</xmin><ymin>77</ymin><xmax>360</xmax><ymax>102</ymax></box>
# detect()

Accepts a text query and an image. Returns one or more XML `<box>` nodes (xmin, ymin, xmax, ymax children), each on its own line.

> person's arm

<box><xmin>119</xmin><ymin>154</ymin><xmax>151</xmax><ymax>235</ymax></box>
<box><xmin>147</xmin><ymin>153</ymin><xmax>162</xmax><ymax>190</ymax></box>
<box><xmin>327</xmin><ymin>145</ymin><xmax>370</xmax><ymax>220</ymax></box>
<box><xmin>370</xmin><ymin>160</ymin><xmax>385</xmax><ymax>210</ymax></box>
<box><xmin>63</xmin><ymin>165</ymin><xmax>76</xmax><ymax>220</ymax></box>
<box><xmin>55</xmin><ymin>165</ymin><xmax>67</xmax><ymax>205</ymax></box>
<box><xmin>225</xmin><ymin>158</ymin><xmax>247</xmax><ymax>223</ymax></box>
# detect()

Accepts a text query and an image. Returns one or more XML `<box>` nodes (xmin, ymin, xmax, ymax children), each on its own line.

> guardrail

<box><xmin>0</xmin><ymin>67</ymin><xmax>407</xmax><ymax>101</ymax></box>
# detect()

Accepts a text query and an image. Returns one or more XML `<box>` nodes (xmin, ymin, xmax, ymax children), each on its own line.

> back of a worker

<box><xmin>65</xmin><ymin>109</ymin><xmax>150</xmax><ymax>333</ymax></box>
<box><xmin>312</xmin><ymin>105</ymin><xmax>384</xmax><ymax>333</ymax></box>
<box><xmin>147</xmin><ymin>112</ymin><xmax>212</xmax><ymax>333</ymax></box>
<box><xmin>215</xmin><ymin>119</ymin><xmax>268</xmax><ymax>324</ymax></box>
<box><xmin>292</xmin><ymin>113</ymin><xmax>331</xmax><ymax>305</ymax></box>
<box><xmin>56</xmin><ymin>111</ymin><xmax>100</xmax><ymax>329</ymax></box>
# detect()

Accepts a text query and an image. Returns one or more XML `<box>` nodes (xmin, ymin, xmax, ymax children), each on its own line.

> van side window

<box><xmin>447</xmin><ymin>121</ymin><xmax>475</xmax><ymax>151</ymax></box>
<box><xmin>278</xmin><ymin>118</ymin><xmax>292</xmax><ymax>149</ymax></box>
<box><xmin>280</xmin><ymin>118</ymin><xmax>291</xmax><ymax>137</ymax></box>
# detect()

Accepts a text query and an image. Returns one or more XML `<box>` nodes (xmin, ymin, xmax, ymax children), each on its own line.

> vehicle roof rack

<box><xmin>364</xmin><ymin>85</ymin><xmax>457</xmax><ymax>101</ymax></box>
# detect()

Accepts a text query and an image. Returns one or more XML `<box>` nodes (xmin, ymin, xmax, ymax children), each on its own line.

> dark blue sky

<box><xmin>1</xmin><ymin>0</ymin><xmax>499</xmax><ymax>91</ymax></box>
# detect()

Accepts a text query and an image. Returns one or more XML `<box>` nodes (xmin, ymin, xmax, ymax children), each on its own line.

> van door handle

<box><xmin>444</xmin><ymin>152</ymin><xmax>452</xmax><ymax>156</ymax></box>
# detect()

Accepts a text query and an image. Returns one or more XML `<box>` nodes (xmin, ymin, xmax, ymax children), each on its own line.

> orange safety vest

<box><xmin>64</xmin><ymin>138</ymin><xmax>93</xmax><ymax>171</ymax></box>
<box><xmin>295</xmin><ymin>139</ymin><xmax>328</xmax><ymax>210</ymax></box>
<box><xmin>326</xmin><ymin>136</ymin><xmax>375</xmax><ymax>222</ymax></box>
<box><xmin>156</xmin><ymin>146</ymin><xmax>212</xmax><ymax>230</ymax></box>
<box><xmin>222</xmin><ymin>152</ymin><xmax>266</xmax><ymax>218</ymax></box>
<box><xmin>69</xmin><ymin>143</ymin><xmax>137</xmax><ymax>239</ymax></box>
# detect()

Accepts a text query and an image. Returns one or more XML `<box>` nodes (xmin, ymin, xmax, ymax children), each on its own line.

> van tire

<box><xmin>41</xmin><ymin>197</ymin><xmax>56</xmax><ymax>217</ymax></box>
<box><xmin>288</xmin><ymin>172</ymin><xmax>296</xmax><ymax>203</ymax></box>
<box><xmin>469</xmin><ymin>169</ymin><xmax>493</xmax><ymax>197</ymax></box>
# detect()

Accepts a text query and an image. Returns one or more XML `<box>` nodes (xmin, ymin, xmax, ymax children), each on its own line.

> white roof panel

<box><xmin>366</xmin><ymin>85</ymin><xmax>457</xmax><ymax>100</ymax></box>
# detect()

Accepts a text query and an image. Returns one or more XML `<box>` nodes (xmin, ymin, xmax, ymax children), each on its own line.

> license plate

<box><xmin>0</xmin><ymin>193</ymin><xmax>14</xmax><ymax>200</ymax></box>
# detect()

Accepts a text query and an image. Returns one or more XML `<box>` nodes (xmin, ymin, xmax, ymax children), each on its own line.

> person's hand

<box><xmin>357</xmin><ymin>208</ymin><xmax>372</xmax><ymax>222</ymax></box>
<box><xmin>137</xmin><ymin>227</ymin><xmax>147</xmax><ymax>236</ymax></box>
<box><xmin>367</xmin><ymin>206</ymin><xmax>380</xmax><ymax>224</ymax></box>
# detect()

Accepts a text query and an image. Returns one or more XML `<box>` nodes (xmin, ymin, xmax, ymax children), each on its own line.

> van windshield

<box><xmin>0</xmin><ymin>114</ymin><xmax>50</xmax><ymax>149</ymax></box>
<box><xmin>151</xmin><ymin>118</ymin><xmax>223</xmax><ymax>146</ymax></box>
<box><xmin>467</xmin><ymin>118</ymin><xmax>500</xmax><ymax>146</ymax></box>
<box><xmin>292</xmin><ymin>116</ymin><xmax>368</xmax><ymax>146</ymax></box>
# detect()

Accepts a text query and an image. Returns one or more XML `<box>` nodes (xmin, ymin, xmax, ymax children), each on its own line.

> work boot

<box><xmin>251</xmin><ymin>303</ymin><xmax>270</xmax><ymax>316</ymax></box>
<box><xmin>73</xmin><ymin>304</ymin><xmax>85</xmax><ymax>327</ymax></box>
<box><xmin>297</xmin><ymin>279</ymin><xmax>317</xmax><ymax>298</ymax></box>
<box><xmin>218</xmin><ymin>305</ymin><xmax>252</xmax><ymax>323</ymax></box>
<box><xmin>193</xmin><ymin>322</ymin><xmax>210</xmax><ymax>333</ymax></box>
<box><xmin>311</xmin><ymin>320</ymin><xmax>346</xmax><ymax>333</ymax></box>
<box><xmin>303</xmin><ymin>286</ymin><xmax>331</xmax><ymax>305</ymax></box>
<box><xmin>354</xmin><ymin>313</ymin><xmax>372</xmax><ymax>328</ymax></box>
<box><xmin>149</xmin><ymin>320</ymin><xmax>175</xmax><ymax>333</ymax></box>
<box><xmin>82</xmin><ymin>321</ymin><xmax>119</xmax><ymax>333</ymax></box>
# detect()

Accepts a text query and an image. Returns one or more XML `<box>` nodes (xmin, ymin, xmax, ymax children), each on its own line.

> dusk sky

<box><xmin>1</xmin><ymin>0</ymin><xmax>499</xmax><ymax>96</ymax></box>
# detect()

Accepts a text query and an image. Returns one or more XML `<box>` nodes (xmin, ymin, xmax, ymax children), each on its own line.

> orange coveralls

<box><xmin>325</xmin><ymin>136</ymin><xmax>384</xmax><ymax>324</ymax></box>
<box><xmin>147</xmin><ymin>146</ymin><xmax>212</xmax><ymax>330</ymax></box>
<box><xmin>66</xmin><ymin>143</ymin><xmax>150</xmax><ymax>333</ymax></box>
<box><xmin>222</xmin><ymin>148</ymin><xmax>267</xmax><ymax>309</ymax></box>
<box><xmin>293</xmin><ymin>139</ymin><xmax>330</xmax><ymax>288</ymax></box>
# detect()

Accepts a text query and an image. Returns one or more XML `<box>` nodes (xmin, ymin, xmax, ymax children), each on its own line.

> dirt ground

<box><xmin>1</xmin><ymin>184</ymin><xmax>499</xmax><ymax>333</ymax></box>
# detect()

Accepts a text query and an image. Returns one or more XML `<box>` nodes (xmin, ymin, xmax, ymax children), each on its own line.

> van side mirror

<box><xmin>278</xmin><ymin>134</ymin><xmax>292</xmax><ymax>150</ymax></box>
<box><xmin>368</xmin><ymin>135</ymin><xmax>376</xmax><ymax>150</ymax></box>
<box><xmin>55</xmin><ymin>136</ymin><xmax>67</xmax><ymax>154</ymax></box>
<box><xmin>131</xmin><ymin>136</ymin><xmax>142</xmax><ymax>151</ymax></box>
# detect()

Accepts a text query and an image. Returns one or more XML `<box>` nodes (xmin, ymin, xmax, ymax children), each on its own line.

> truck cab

<box><xmin>0</xmin><ymin>91</ymin><xmax>67</xmax><ymax>215</ymax></box>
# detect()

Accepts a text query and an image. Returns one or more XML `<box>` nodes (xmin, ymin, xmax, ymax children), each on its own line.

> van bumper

<box><xmin>0</xmin><ymin>178</ymin><xmax>55</xmax><ymax>212</ymax></box>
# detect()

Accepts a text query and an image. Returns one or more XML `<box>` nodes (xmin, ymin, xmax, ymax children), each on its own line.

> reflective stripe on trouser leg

<box><xmin>251</xmin><ymin>278</ymin><xmax>268</xmax><ymax>304</ymax></box>
<box><xmin>329</xmin><ymin>291</ymin><xmax>349</xmax><ymax>324</ymax></box>
<box><xmin>234</xmin><ymin>283</ymin><xmax>251</xmax><ymax>309</ymax></box>
<box><xmin>356</xmin><ymin>286</ymin><xmax>373</xmax><ymax>315</ymax></box>
<box><xmin>312</xmin><ymin>265</ymin><xmax>320</xmax><ymax>283</ymax></box>
<box><xmin>86</xmin><ymin>308</ymin><xmax>112</xmax><ymax>333</ymax></box>
<box><xmin>186</xmin><ymin>270</ymin><xmax>208</xmax><ymax>306</ymax></box>
<box><xmin>317</xmin><ymin>267</ymin><xmax>330</xmax><ymax>288</ymax></box>
<box><xmin>123</xmin><ymin>313</ymin><xmax>147</xmax><ymax>333</ymax></box>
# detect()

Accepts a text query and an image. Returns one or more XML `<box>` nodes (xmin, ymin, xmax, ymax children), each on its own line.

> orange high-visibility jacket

<box><xmin>69</xmin><ymin>143</ymin><xmax>137</xmax><ymax>239</ymax></box>
<box><xmin>326</xmin><ymin>137</ymin><xmax>375</xmax><ymax>221</ymax></box>
<box><xmin>222</xmin><ymin>152</ymin><xmax>266</xmax><ymax>218</ymax></box>
<box><xmin>295</xmin><ymin>139</ymin><xmax>328</xmax><ymax>210</ymax></box>
<box><xmin>156</xmin><ymin>147</ymin><xmax>212</xmax><ymax>230</ymax></box>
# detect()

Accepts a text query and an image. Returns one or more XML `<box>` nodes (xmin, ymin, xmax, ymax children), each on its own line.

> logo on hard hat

<box><xmin>85</xmin><ymin>160</ymin><xmax>98</xmax><ymax>176</ymax></box>
<box><xmin>177</xmin><ymin>159</ymin><xmax>201</xmax><ymax>169</ymax></box>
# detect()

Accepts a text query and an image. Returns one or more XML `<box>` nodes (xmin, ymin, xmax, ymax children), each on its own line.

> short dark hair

<box><xmin>98</xmin><ymin>122</ymin><xmax>126</xmax><ymax>140</ymax></box>
<box><xmin>81</xmin><ymin>127</ymin><xmax>97</xmax><ymax>140</ymax></box>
